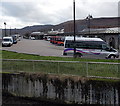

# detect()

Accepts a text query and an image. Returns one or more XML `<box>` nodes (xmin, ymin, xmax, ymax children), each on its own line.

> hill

<box><xmin>2</xmin><ymin>17</ymin><xmax>120</xmax><ymax>36</ymax></box>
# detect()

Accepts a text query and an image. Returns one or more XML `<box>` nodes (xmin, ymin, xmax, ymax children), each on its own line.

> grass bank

<box><xmin>2</xmin><ymin>50</ymin><xmax>120</xmax><ymax>79</ymax></box>
<box><xmin>1</xmin><ymin>50</ymin><xmax>119</xmax><ymax>63</ymax></box>
<box><xmin>2</xmin><ymin>60</ymin><xmax>119</xmax><ymax>78</ymax></box>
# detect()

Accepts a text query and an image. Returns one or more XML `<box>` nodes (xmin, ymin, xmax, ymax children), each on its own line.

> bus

<box><xmin>63</xmin><ymin>36</ymin><xmax>119</xmax><ymax>59</ymax></box>
<box><xmin>50</xmin><ymin>36</ymin><xmax>64</xmax><ymax>46</ymax></box>
<box><xmin>50</xmin><ymin>36</ymin><xmax>56</xmax><ymax>44</ymax></box>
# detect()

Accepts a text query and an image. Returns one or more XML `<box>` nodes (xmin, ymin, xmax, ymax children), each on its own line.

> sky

<box><xmin>0</xmin><ymin>0</ymin><xmax>120</xmax><ymax>29</ymax></box>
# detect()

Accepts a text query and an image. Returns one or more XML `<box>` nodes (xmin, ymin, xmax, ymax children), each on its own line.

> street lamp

<box><xmin>15</xmin><ymin>28</ymin><xmax>16</xmax><ymax>34</ymax></box>
<box><xmin>10</xmin><ymin>27</ymin><xmax>11</xmax><ymax>36</ymax></box>
<box><xmin>73</xmin><ymin>0</ymin><xmax>76</xmax><ymax>57</ymax></box>
<box><xmin>86</xmin><ymin>14</ymin><xmax>93</xmax><ymax>35</ymax></box>
<box><xmin>4</xmin><ymin>22</ymin><xmax>6</xmax><ymax>37</ymax></box>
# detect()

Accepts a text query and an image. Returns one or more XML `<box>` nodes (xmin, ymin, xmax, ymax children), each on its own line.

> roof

<box><xmin>31</xmin><ymin>32</ymin><xmax>44</xmax><ymax>35</ymax></box>
<box><xmin>106</xmin><ymin>27</ymin><xmax>120</xmax><ymax>33</ymax></box>
<box><xmin>80</xmin><ymin>27</ymin><xmax>120</xmax><ymax>34</ymax></box>
<box><xmin>65</xmin><ymin>36</ymin><xmax>103</xmax><ymax>41</ymax></box>
<box><xmin>3</xmin><ymin>37</ymin><xmax>13</xmax><ymax>39</ymax></box>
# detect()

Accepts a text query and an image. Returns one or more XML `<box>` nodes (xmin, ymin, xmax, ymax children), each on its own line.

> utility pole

<box><xmin>10</xmin><ymin>27</ymin><xmax>11</xmax><ymax>36</ymax></box>
<box><xmin>73</xmin><ymin>0</ymin><xmax>76</xmax><ymax>58</ymax></box>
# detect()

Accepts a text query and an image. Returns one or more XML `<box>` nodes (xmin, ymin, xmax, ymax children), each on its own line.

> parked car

<box><xmin>2</xmin><ymin>37</ymin><xmax>13</xmax><ymax>47</ymax></box>
<box><xmin>12</xmin><ymin>35</ymin><xmax>18</xmax><ymax>44</ymax></box>
<box><xmin>30</xmin><ymin>36</ymin><xmax>35</xmax><ymax>40</ymax></box>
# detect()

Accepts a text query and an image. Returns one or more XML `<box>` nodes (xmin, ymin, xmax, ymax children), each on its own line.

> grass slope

<box><xmin>1</xmin><ymin>50</ymin><xmax>119</xmax><ymax>63</ymax></box>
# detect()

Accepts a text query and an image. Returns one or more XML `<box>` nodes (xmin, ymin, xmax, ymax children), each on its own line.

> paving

<box><xmin>2</xmin><ymin>39</ymin><xmax>65</xmax><ymax>57</ymax></box>
<box><xmin>2</xmin><ymin>39</ymin><xmax>120</xmax><ymax>59</ymax></box>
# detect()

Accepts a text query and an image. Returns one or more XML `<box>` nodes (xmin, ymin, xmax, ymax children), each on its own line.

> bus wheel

<box><xmin>109</xmin><ymin>55</ymin><xmax>115</xmax><ymax>59</ymax></box>
<box><xmin>63</xmin><ymin>52</ymin><xmax>67</xmax><ymax>55</ymax></box>
<box><xmin>75</xmin><ymin>53</ymin><xmax>82</xmax><ymax>58</ymax></box>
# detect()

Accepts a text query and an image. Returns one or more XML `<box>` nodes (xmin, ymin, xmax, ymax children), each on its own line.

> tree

<box><xmin>24</xmin><ymin>32</ymin><xmax>30</xmax><ymax>39</ymax></box>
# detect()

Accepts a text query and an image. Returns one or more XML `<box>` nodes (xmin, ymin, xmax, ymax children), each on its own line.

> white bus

<box><xmin>63</xmin><ymin>37</ymin><xmax>119</xmax><ymax>59</ymax></box>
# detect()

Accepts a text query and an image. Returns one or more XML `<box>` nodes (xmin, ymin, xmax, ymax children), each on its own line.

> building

<box><xmin>63</xmin><ymin>17</ymin><xmax>120</xmax><ymax>49</ymax></box>
<box><xmin>30</xmin><ymin>32</ymin><xmax>44</xmax><ymax>40</ymax></box>
<box><xmin>79</xmin><ymin>27</ymin><xmax>120</xmax><ymax>49</ymax></box>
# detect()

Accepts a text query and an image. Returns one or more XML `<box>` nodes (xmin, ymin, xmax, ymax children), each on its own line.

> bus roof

<box><xmin>65</xmin><ymin>36</ymin><xmax>103</xmax><ymax>41</ymax></box>
<box><xmin>3</xmin><ymin>37</ymin><xmax>13</xmax><ymax>39</ymax></box>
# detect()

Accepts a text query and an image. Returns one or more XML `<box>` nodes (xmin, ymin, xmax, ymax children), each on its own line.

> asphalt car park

<box><xmin>2</xmin><ymin>39</ymin><xmax>64</xmax><ymax>57</ymax></box>
<box><xmin>2</xmin><ymin>38</ymin><xmax>120</xmax><ymax>59</ymax></box>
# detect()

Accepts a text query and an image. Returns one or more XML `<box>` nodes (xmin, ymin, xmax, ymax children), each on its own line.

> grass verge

<box><xmin>1</xmin><ymin>50</ymin><xmax>120</xmax><ymax>79</ymax></box>
<box><xmin>1</xmin><ymin>50</ymin><xmax>120</xmax><ymax>63</ymax></box>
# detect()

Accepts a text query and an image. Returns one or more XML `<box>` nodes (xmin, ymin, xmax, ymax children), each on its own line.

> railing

<box><xmin>2</xmin><ymin>59</ymin><xmax>120</xmax><ymax>79</ymax></box>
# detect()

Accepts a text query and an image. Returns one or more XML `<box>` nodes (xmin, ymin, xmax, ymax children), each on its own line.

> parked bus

<box><xmin>50</xmin><ymin>36</ymin><xmax>56</xmax><ymax>44</ymax></box>
<box><xmin>63</xmin><ymin>36</ymin><xmax>119</xmax><ymax>59</ymax></box>
<box><xmin>57</xmin><ymin>36</ymin><xmax>65</xmax><ymax>46</ymax></box>
<box><xmin>50</xmin><ymin>36</ymin><xmax>64</xmax><ymax>46</ymax></box>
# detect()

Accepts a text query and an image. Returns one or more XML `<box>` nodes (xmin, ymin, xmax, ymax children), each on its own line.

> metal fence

<box><xmin>2</xmin><ymin>59</ymin><xmax>120</xmax><ymax>79</ymax></box>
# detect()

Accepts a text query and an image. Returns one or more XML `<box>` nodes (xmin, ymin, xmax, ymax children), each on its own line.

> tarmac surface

<box><xmin>2</xmin><ymin>38</ymin><xmax>120</xmax><ymax>59</ymax></box>
<box><xmin>2</xmin><ymin>39</ymin><xmax>64</xmax><ymax>57</ymax></box>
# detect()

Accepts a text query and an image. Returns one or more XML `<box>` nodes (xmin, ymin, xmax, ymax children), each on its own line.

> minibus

<box><xmin>63</xmin><ymin>37</ymin><xmax>119</xmax><ymax>59</ymax></box>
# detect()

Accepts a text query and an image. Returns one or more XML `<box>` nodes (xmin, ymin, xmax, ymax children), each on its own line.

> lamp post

<box><xmin>10</xmin><ymin>27</ymin><xmax>11</xmax><ymax>36</ymax></box>
<box><xmin>15</xmin><ymin>28</ymin><xmax>16</xmax><ymax>34</ymax></box>
<box><xmin>4</xmin><ymin>22</ymin><xmax>6</xmax><ymax>37</ymax></box>
<box><xmin>86</xmin><ymin>14</ymin><xmax>93</xmax><ymax>35</ymax></box>
<box><xmin>119</xmin><ymin>34</ymin><xmax>120</xmax><ymax>50</ymax></box>
<box><xmin>73</xmin><ymin>0</ymin><xmax>76</xmax><ymax>57</ymax></box>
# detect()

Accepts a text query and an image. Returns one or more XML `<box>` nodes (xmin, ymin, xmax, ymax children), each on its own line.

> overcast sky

<box><xmin>0</xmin><ymin>0</ymin><xmax>120</xmax><ymax>29</ymax></box>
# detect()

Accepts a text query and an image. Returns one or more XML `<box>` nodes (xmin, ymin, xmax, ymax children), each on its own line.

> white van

<box><xmin>30</xmin><ymin>36</ymin><xmax>35</xmax><ymax>40</ymax></box>
<box><xmin>2</xmin><ymin>37</ymin><xmax>13</xmax><ymax>47</ymax></box>
<box><xmin>63</xmin><ymin>36</ymin><xmax>119</xmax><ymax>59</ymax></box>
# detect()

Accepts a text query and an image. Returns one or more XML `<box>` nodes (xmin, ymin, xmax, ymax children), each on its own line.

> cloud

<box><xmin>75</xmin><ymin>1</ymin><xmax>118</xmax><ymax>19</ymax></box>
<box><xmin>1</xmin><ymin>1</ymin><xmax>70</xmax><ymax>25</ymax></box>
<box><xmin>1</xmin><ymin>0</ymin><xmax>120</xmax><ymax>29</ymax></box>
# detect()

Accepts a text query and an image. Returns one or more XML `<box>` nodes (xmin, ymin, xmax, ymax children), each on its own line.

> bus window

<box><xmin>65</xmin><ymin>40</ymin><xmax>106</xmax><ymax>49</ymax></box>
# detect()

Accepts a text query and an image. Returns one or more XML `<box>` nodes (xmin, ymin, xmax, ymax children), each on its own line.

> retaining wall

<box><xmin>2</xmin><ymin>73</ymin><xmax>120</xmax><ymax>104</ymax></box>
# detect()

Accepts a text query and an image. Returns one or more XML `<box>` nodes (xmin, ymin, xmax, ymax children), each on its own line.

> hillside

<box><xmin>2</xmin><ymin>17</ymin><xmax>120</xmax><ymax>36</ymax></box>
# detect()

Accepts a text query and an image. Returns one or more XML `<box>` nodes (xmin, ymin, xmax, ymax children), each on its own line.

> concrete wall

<box><xmin>105</xmin><ymin>34</ymin><xmax>119</xmax><ymax>49</ymax></box>
<box><xmin>2</xmin><ymin>73</ymin><xmax>120</xmax><ymax>104</ymax></box>
<box><xmin>86</xmin><ymin>33</ymin><xmax>120</xmax><ymax>49</ymax></box>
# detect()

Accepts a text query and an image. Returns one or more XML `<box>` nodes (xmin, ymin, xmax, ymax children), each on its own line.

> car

<box><xmin>12</xmin><ymin>35</ymin><xmax>18</xmax><ymax>44</ymax></box>
<box><xmin>30</xmin><ymin>36</ymin><xmax>35</xmax><ymax>40</ymax></box>
<box><xmin>2</xmin><ymin>37</ymin><xmax>13</xmax><ymax>47</ymax></box>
